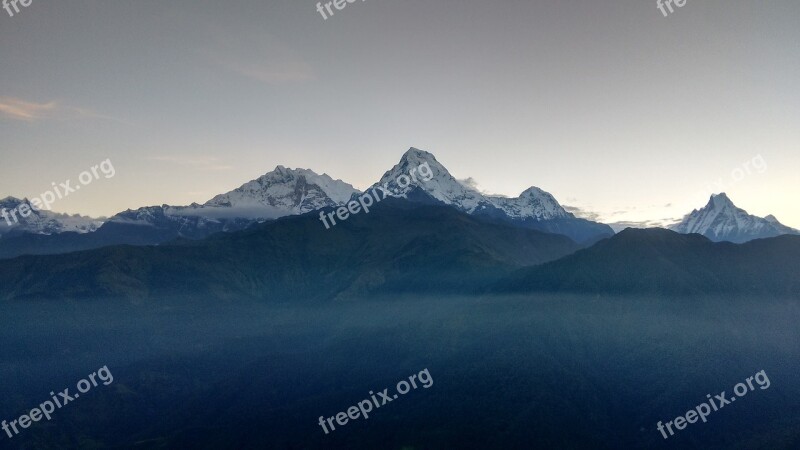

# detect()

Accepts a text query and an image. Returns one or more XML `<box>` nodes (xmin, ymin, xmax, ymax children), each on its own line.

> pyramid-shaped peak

<box><xmin>709</xmin><ymin>193</ymin><xmax>735</xmax><ymax>209</ymax></box>
<box><xmin>671</xmin><ymin>192</ymin><xmax>799</xmax><ymax>242</ymax></box>
<box><xmin>400</xmin><ymin>147</ymin><xmax>439</xmax><ymax>164</ymax></box>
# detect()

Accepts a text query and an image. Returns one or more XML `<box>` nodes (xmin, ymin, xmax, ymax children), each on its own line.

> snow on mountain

<box><xmin>369</xmin><ymin>148</ymin><xmax>612</xmax><ymax>243</ymax></box>
<box><xmin>370</xmin><ymin>148</ymin><xmax>492</xmax><ymax>213</ymax></box>
<box><xmin>669</xmin><ymin>193</ymin><xmax>799</xmax><ymax>243</ymax></box>
<box><xmin>373</xmin><ymin>148</ymin><xmax>574</xmax><ymax>221</ymax></box>
<box><xmin>107</xmin><ymin>166</ymin><xmax>360</xmax><ymax>237</ymax></box>
<box><xmin>0</xmin><ymin>197</ymin><xmax>102</xmax><ymax>238</ymax></box>
<box><xmin>487</xmin><ymin>187</ymin><xmax>573</xmax><ymax>221</ymax></box>
<box><xmin>205</xmin><ymin>166</ymin><xmax>359</xmax><ymax>214</ymax></box>
<box><xmin>1</xmin><ymin>149</ymin><xmax>610</xmax><ymax>245</ymax></box>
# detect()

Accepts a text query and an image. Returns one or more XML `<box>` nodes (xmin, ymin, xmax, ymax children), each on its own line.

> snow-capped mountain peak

<box><xmin>487</xmin><ymin>187</ymin><xmax>572</xmax><ymax>221</ymax></box>
<box><xmin>669</xmin><ymin>193</ymin><xmax>798</xmax><ymax>243</ymax></box>
<box><xmin>106</xmin><ymin>165</ymin><xmax>361</xmax><ymax>239</ymax></box>
<box><xmin>371</xmin><ymin>147</ymin><xmax>490</xmax><ymax>213</ymax></box>
<box><xmin>0</xmin><ymin>196</ymin><xmax>102</xmax><ymax>237</ymax></box>
<box><xmin>371</xmin><ymin>148</ymin><xmax>584</xmax><ymax>222</ymax></box>
<box><xmin>709</xmin><ymin>192</ymin><xmax>736</xmax><ymax>210</ymax></box>
<box><xmin>205</xmin><ymin>166</ymin><xmax>360</xmax><ymax>214</ymax></box>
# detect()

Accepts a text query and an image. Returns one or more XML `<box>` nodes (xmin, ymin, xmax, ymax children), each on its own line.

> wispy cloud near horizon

<box><xmin>563</xmin><ymin>205</ymin><xmax>602</xmax><ymax>222</ymax></box>
<box><xmin>0</xmin><ymin>97</ymin><xmax>130</xmax><ymax>124</ymax></box>
<box><xmin>0</xmin><ymin>97</ymin><xmax>58</xmax><ymax>121</ymax></box>
<box><xmin>566</xmin><ymin>203</ymin><xmax>684</xmax><ymax>232</ymax></box>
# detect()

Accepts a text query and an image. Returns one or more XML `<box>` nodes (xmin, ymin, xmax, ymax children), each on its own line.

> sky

<box><xmin>1</xmin><ymin>0</ymin><xmax>798</xmax><ymax>228</ymax></box>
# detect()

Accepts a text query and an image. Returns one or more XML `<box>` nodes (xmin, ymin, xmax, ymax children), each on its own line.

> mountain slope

<box><xmin>669</xmin><ymin>193</ymin><xmax>799</xmax><ymax>243</ymax></box>
<box><xmin>0</xmin><ymin>199</ymin><xmax>581</xmax><ymax>302</ymax></box>
<box><xmin>493</xmin><ymin>228</ymin><xmax>800</xmax><ymax>296</ymax></box>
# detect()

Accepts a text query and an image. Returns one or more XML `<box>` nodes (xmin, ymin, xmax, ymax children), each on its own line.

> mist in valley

<box><xmin>1</xmin><ymin>295</ymin><xmax>798</xmax><ymax>449</ymax></box>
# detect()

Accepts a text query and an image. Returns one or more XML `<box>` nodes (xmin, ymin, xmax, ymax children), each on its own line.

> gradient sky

<box><xmin>1</xmin><ymin>0</ymin><xmax>798</xmax><ymax>227</ymax></box>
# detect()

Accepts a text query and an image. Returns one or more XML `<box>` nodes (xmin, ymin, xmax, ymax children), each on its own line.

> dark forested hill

<box><xmin>0</xmin><ymin>199</ymin><xmax>580</xmax><ymax>302</ymax></box>
<box><xmin>493</xmin><ymin>228</ymin><xmax>800</xmax><ymax>296</ymax></box>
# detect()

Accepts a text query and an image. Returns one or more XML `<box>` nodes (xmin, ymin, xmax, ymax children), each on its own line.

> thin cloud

<box><xmin>457</xmin><ymin>177</ymin><xmax>488</xmax><ymax>194</ymax></box>
<box><xmin>0</xmin><ymin>98</ymin><xmax>57</xmax><ymax>121</ymax></box>
<box><xmin>0</xmin><ymin>97</ymin><xmax>130</xmax><ymax>124</ymax></box>
<box><xmin>225</xmin><ymin>60</ymin><xmax>314</xmax><ymax>84</ymax></box>
<box><xmin>147</xmin><ymin>155</ymin><xmax>233</xmax><ymax>171</ymax></box>
<box><xmin>563</xmin><ymin>205</ymin><xmax>602</xmax><ymax>222</ymax></box>
<box><xmin>457</xmin><ymin>177</ymin><xmax>510</xmax><ymax>197</ymax></box>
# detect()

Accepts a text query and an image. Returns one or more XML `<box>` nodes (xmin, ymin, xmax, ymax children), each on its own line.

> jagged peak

<box><xmin>708</xmin><ymin>192</ymin><xmax>735</xmax><ymax>209</ymax></box>
<box><xmin>397</xmin><ymin>147</ymin><xmax>441</xmax><ymax>168</ymax></box>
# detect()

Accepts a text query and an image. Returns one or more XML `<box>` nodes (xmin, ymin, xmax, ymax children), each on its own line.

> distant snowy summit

<box><xmin>106</xmin><ymin>166</ymin><xmax>360</xmax><ymax>238</ymax></box>
<box><xmin>0</xmin><ymin>196</ymin><xmax>102</xmax><ymax>237</ymax></box>
<box><xmin>670</xmin><ymin>193</ymin><xmax>799</xmax><ymax>243</ymax></box>
<box><xmin>488</xmin><ymin>187</ymin><xmax>573</xmax><ymax>222</ymax></box>
<box><xmin>205</xmin><ymin>166</ymin><xmax>359</xmax><ymax>215</ymax></box>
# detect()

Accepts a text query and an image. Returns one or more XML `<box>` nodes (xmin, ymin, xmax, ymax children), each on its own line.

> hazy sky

<box><xmin>1</xmin><ymin>0</ymin><xmax>798</xmax><ymax>227</ymax></box>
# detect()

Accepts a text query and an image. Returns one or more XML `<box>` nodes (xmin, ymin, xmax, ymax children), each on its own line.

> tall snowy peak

<box><xmin>205</xmin><ymin>166</ymin><xmax>360</xmax><ymax>214</ymax></box>
<box><xmin>371</xmin><ymin>148</ymin><xmax>577</xmax><ymax>223</ymax></box>
<box><xmin>669</xmin><ymin>193</ymin><xmax>798</xmax><ymax>243</ymax></box>
<box><xmin>105</xmin><ymin>166</ymin><xmax>360</xmax><ymax>237</ymax></box>
<box><xmin>370</xmin><ymin>148</ymin><xmax>492</xmax><ymax>214</ymax></box>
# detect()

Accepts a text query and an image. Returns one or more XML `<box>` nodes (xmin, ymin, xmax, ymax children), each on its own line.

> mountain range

<box><xmin>0</xmin><ymin>198</ymin><xmax>797</xmax><ymax>302</ymax></box>
<box><xmin>0</xmin><ymin>148</ymin><xmax>796</xmax><ymax>261</ymax></box>
<box><xmin>0</xmin><ymin>148</ymin><xmax>614</xmax><ymax>258</ymax></box>
<box><xmin>0</xmin><ymin>145</ymin><xmax>798</xmax><ymax>301</ymax></box>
